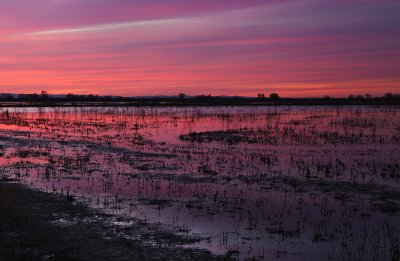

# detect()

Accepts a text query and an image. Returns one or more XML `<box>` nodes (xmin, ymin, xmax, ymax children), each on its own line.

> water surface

<box><xmin>1</xmin><ymin>106</ymin><xmax>399</xmax><ymax>260</ymax></box>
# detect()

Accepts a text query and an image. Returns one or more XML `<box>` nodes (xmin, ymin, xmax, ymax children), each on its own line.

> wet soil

<box><xmin>0</xmin><ymin>179</ymin><xmax>229</xmax><ymax>261</ymax></box>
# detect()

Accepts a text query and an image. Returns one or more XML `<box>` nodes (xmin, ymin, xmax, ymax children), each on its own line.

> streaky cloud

<box><xmin>22</xmin><ymin>17</ymin><xmax>186</xmax><ymax>36</ymax></box>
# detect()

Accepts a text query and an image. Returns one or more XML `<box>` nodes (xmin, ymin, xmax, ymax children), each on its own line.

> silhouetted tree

<box><xmin>257</xmin><ymin>93</ymin><xmax>266</xmax><ymax>99</ymax></box>
<box><xmin>41</xmin><ymin>90</ymin><xmax>48</xmax><ymax>100</ymax></box>
<box><xmin>66</xmin><ymin>93</ymin><xmax>76</xmax><ymax>101</ymax></box>
<box><xmin>384</xmin><ymin>92</ymin><xmax>393</xmax><ymax>99</ymax></box>
<box><xmin>269</xmin><ymin>93</ymin><xmax>280</xmax><ymax>100</ymax></box>
<box><xmin>27</xmin><ymin>93</ymin><xmax>39</xmax><ymax>101</ymax></box>
<box><xmin>86</xmin><ymin>94</ymin><xmax>99</xmax><ymax>101</ymax></box>
<box><xmin>178</xmin><ymin>93</ymin><xmax>186</xmax><ymax>100</ymax></box>
<box><xmin>196</xmin><ymin>95</ymin><xmax>212</xmax><ymax>100</ymax></box>
<box><xmin>0</xmin><ymin>94</ymin><xmax>14</xmax><ymax>101</ymax></box>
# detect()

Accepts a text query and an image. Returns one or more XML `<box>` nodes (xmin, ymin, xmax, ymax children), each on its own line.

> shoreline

<box><xmin>0</xmin><ymin>179</ymin><xmax>229</xmax><ymax>261</ymax></box>
<box><xmin>1</xmin><ymin>101</ymin><xmax>400</xmax><ymax>108</ymax></box>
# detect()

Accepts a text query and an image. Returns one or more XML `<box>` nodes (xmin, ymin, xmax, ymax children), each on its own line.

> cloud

<box><xmin>22</xmin><ymin>17</ymin><xmax>185</xmax><ymax>36</ymax></box>
<box><xmin>1</xmin><ymin>0</ymin><xmax>400</xmax><ymax>96</ymax></box>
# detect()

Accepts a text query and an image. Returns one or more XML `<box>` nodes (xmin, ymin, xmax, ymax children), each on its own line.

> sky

<box><xmin>0</xmin><ymin>0</ymin><xmax>399</xmax><ymax>97</ymax></box>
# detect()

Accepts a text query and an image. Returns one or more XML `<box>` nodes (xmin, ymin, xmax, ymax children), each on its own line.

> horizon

<box><xmin>1</xmin><ymin>91</ymin><xmax>398</xmax><ymax>100</ymax></box>
<box><xmin>1</xmin><ymin>1</ymin><xmax>400</xmax><ymax>97</ymax></box>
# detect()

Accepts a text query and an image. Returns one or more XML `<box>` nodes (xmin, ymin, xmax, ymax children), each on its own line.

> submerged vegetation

<box><xmin>0</xmin><ymin>105</ymin><xmax>399</xmax><ymax>260</ymax></box>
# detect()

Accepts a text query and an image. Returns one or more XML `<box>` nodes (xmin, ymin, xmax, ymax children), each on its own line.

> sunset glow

<box><xmin>1</xmin><ymin>0</ymin><xmax>399</xmax><ymax>97</ymax></box>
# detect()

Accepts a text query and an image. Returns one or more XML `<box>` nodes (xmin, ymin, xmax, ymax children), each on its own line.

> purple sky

<box><xmin>0</xmin><ymin>0</ymin><xmax>399</xmax><ymax>96</ymax></box>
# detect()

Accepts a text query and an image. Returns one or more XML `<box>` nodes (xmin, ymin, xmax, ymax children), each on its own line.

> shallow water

<box><xmin>0</xmin><ymin>106</ymin><xmax>399</xmax><ymax>260</ymax></box>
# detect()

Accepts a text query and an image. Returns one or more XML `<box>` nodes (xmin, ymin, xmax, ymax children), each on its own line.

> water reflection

<box><xmin>0</xmin><ymin>106</ymin><xmax>399</xmax><ymax>260</ymax></box>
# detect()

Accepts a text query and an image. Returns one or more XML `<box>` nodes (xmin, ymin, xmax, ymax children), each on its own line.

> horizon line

<box><xmin>1</xmin><ymin>92</ymin><xmax>398</xmax><ymax>99</ymax></box>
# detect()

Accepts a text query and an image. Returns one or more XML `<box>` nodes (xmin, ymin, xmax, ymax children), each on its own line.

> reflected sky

<box><xmin>1</xmin><ymin>106</ymin><xmax>399</xmax><ymax>259</ymax></box>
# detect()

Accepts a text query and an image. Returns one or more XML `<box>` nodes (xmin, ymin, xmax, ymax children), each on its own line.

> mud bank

<box><xmin>0</xmin><ymin>179</ymin><xmax>229</xmax><ymax>261</ymax></box>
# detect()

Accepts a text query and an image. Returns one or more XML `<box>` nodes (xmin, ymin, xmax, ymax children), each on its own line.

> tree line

<box><xmin>0</xmin><ymin>91</ymin><xmax>399</xmax><ymax>105</ymax></box>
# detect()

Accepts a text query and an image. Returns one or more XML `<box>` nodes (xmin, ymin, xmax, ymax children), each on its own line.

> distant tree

<box><xmin>323</xmin><ymin>95</ymin><xmax>331</xmax><ymax>99</ymax></box>
<box><xmin>41</xmin><ymin>90</ymin><xmax>48</xmax><ymax>100</ymax></box>
<box><xmin>86</xmin><ymin>94</ymin><xmax>99</xmax><ymax>101</ymax></box>
<box><xmin>355</xmin><ymin>95</ymin><xmax>365</xmax><ymax>100</ymax></box>
<box><xmin>0</xmin><ymin>94</ymin><xmax>13</xmax><ymax>101</ymax></box>
<box><xmin>348</xmin><ymin>95</ymin><xmax>355</xmax><ymax>100</ymax></box>
<box><xmin>384</xmin><ymin>92</ymin><xmax>393</xmax><ymax>99</ymax></box>
<box><xmin>269</xmin><ymin>93</ymin><xmax>280</xmax><ymax>100</ymax></box>
<box><xmin>28</xmin><ymin>93</ymin><xmax>39</xmax><ymax>101</ymax></box>
<box><xmin>178</xmin><ymin>93</ymin><xmax>186</xmax><ymax>100</ymax></box>
<box><xmin>196</xmin><ymin>94</ymin><xmax>212</xmax><ymax>101</ymax></box>
<box><xmin>66</xmin><ymin>93</ymin><xmax>76</xmax><ymax>101</ymax></box>
<box><xmin>257</xmin><ymin>93</ymin><xmax>266</xmax><ymax>99</ymax></box>
<box><xmin>365</xmin><ymin>94</ymin><xmax>372</xmax><ymax>99</ymax></box>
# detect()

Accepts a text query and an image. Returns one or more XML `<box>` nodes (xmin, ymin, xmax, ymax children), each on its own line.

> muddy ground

<box><xmin>0</xmin><ymin>178</ymin><xmax>231</xmax><ymax>261</ymax></box>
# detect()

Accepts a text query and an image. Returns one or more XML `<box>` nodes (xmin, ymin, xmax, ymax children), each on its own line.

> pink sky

<box><xmin>0</xmin><ymin>0</ymin><xmax>399</xmax><ymax>97</ymax></box>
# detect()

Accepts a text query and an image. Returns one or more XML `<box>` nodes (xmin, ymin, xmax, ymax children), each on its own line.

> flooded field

<box><xmin>0</xmin><ymin>106</ymin><xmax>399</xmax><ymax>260</ymax></box>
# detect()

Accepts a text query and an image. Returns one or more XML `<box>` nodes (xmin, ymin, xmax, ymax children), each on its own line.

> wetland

<box><xmin>0</xmin><ymin>105</ymin><xmax>399</xmax><ymax>260</ymax></box>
